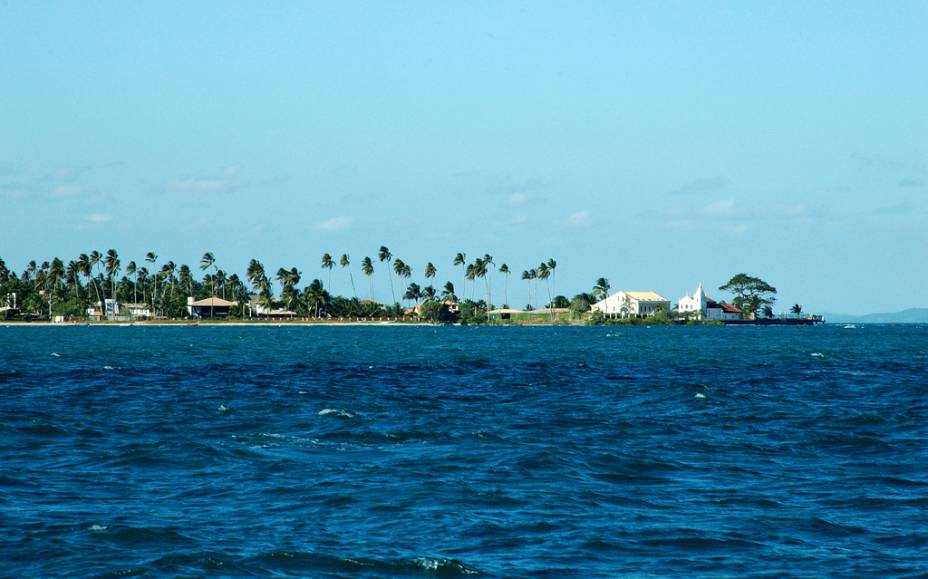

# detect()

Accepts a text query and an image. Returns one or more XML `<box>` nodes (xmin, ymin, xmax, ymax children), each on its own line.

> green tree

<box><xmin>719</xmin><ymin>273</ymin><xmax>777</xmax><ymax>319</ymax></box>
<box><xmin>453</xmin><ymin>252</ymin><xmax>467</xmax><ymax>300</ymax></box>
<box><xmin>200</xmin><ymin>252</ymin><xmax>217</xmax><ymax>298</ymax></box>
<box><xmin>340</xmin><ymin>254</ymin><xmax>357</xmax><ymax>299</ymax></box>
<box><xmin>321</xmin><ymin>253</ymin><xmax>334</xmax><ymax>290</ymax></box>
<box><xmin>378</xmin><ymin>246</ymin><xmax>395</xmax><ymax>305</ymax></box>
<box><xmin>361</xmin><ymin>256</ymin><xmax>375</xmax><ymax>302</ymax></box>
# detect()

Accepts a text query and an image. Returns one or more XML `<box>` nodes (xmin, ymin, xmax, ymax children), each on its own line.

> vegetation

<box><xmin>0</xmin><ymin>252</ymin><xmax>799</xmax><ymax>326</ymax></box>
<box><xmin>718</xmin><ymin>273</ymin><xmax>777</xmax><ymax>319</ymax></box>
<box><xmin>0</xmin><ymin>251</ymin><xmax>553</xmax><ymax>324</ymax></box>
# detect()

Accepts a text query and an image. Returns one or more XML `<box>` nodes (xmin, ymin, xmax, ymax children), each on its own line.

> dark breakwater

<box><xmin>1</xmin><ymin>325</ymin><xmax>926</xmax><ymax>577</ymax></box>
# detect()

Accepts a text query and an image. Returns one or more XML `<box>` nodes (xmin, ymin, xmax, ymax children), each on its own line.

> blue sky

<box><xmin>1</xmin><ymin>2</ymin><xmax>925</xmax><ymax>314</ymax></box>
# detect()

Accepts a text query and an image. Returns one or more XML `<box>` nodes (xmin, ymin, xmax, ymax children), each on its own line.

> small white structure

<box><xmin>592</xmin><ymin>291</ymin><xmax>670</xmax><ymax>317</ymax></box>
<box><xmin>677</xmin><ymin>284</ymin><xmax>742</xmax><ymax>321</ymax></box>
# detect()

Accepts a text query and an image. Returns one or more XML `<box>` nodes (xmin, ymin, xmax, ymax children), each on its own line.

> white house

<box><xmin>677</xmin><ymin>284</ymin><xmax>742</xmax><ymax>321</ymax></box>
<box><xmin>85</xmin><ymin>299</ymin><xmax>152</xmax><ymax>319</ymax></box>
<box><xmin>592</xmin><ymin>291</ymin><xmax>670</xmax><ymax>317</ymax></box>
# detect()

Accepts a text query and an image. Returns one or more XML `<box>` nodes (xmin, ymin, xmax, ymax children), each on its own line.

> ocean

<box><xmin>1</xmin><ymin>325</ymin><xmax>926</xmax><ymax>577</ymax></box>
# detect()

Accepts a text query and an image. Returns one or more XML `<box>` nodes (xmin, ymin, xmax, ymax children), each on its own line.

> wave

<box><xmin>248</xmin><ymin>551</ymin><xmax>484</xmax><ymax>576</ymax></box>
<box><xmin>318</xmin><ymin>408</ymin><xmax>355</xmax><ymax>419</ymax></box>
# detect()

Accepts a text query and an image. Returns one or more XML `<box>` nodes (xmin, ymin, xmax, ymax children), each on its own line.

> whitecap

<box><xmin>694</xmin><ymin>393</ymin><xmax>706</xmax><ymax>399</ymax></box>
<box><xmin>810</xmin><ymin>352</ymin><xmax>825</xmax><ymax>358</ymax></box>
<box><xmin>102</xmin><ymin>365</ymin><xmax>115</xmax><ymax>370</ymax></box>
<box><xmin>89</xmin><ymin>524</ymin><xmax>108</xmax><ymax>532</ymax></box>
<box><xmin>218</xmin><ymin>404</ymin><xmax>229</xmax><ymax>412</ymax></box>
<box><xmin>319</xmin><ymin>408</ymin><xmax>354</xmax><ymax>418</ymax></box>
<box><xmin>50</xmin><ymin>352</ymin><xmax>61</xmax><ymax>357</ymax></box>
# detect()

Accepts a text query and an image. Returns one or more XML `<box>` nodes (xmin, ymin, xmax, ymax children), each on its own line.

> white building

<box><xmin>677</xmin><ymin>284</ymin><xmax>742</xmax><ymax>321</ymax></box>
<box><xmin>85</xmin><ymin>299</ymin><xmax>152</xmax><ymax>319</ymax></box>
<box><xmin>592</xmin><ymin>291</ymin><xmax>670</xmax><ymax>317</ymax></box>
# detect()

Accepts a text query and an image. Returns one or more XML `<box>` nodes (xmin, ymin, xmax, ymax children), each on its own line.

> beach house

<box><xmin>188</xmin><ymin>296</ymin><xmax>237</xmax><ymax>318</ymax></box>
<box><xmin>591</xmin><ymin>291</ymin><xmax>670</xmax><ymax>318</ymax></box>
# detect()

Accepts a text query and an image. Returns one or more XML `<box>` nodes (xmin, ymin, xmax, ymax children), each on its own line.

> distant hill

<box><xmin>821</xmin><ymin>308</ymin><xmax>928</xmax><ymax>324</ymax></box>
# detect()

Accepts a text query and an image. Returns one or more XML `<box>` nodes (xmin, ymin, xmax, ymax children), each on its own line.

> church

<box><xmin>677</xmin><ymin>284</ymin><xmax>743</xmax><ymax>320</ymax></box>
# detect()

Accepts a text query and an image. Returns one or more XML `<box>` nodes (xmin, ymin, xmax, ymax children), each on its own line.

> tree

<box><xmin>404</xmin><ymin>282</ymin><xmax>422</xmax><ymax>307</ymax></box>
<box><xmin>762</xmin><ymin>304</ymin><xmax>775</xmax><ymax>319</ymax></box>
<box><xmin>498</xmin><ymin>263</ymin><xmax>510</xmax><ymax>307</ymax></box>
<box><xmin>453</xmin><ymin>252</ymin><xmax>467</xmax><ymax>299</ymax></box>
<box><xmin>361</xmin><ymin>257</ymin><xmax>375</xmax><ymax>302</ymax></box>
<box><xmin>593</xmin><ymin>277</ymin><xmax>610</xmax><ymax>305</ymax></box>
<box><xmin>537</xmin><ymin>262</ymin><xmax>552</xmax><ymax>317</ymax></box>
<box><xmin>340</xmin><ymin>254</ymin><xmax>357</xmax><ymax>299</ymax></box>
<box><xmin>321</xmin><ymin>253</ymin><xmax>334</xmax><ymax>290</ymax></box>
<box><xmin>441</xmin><ymin>281</ymin><xmax>456</xmax><ymax>302</ymax></box>
<box><xmin>791</xmin><ymin>304</ymin><xmax>803</xmax><ymax>316</ymax></box>
<box><xmin>546</xmin><ymin>258</ymin><xmax>557</xmax><ymax>299</ymax></box>
<box><xmin>200</xmin><ymin>252</ymin><xmax>217</xmax><ymax>298</ymax></box>
<box><xmin>247</xmin><ymin>259</ymin><xmax>269</xmax><ymax>317</ymax></box>
<box><xmin>145</xmin><ymin>252</ymin><xmax>158</xmax><ymax>313</ymax></box>
<box><xmin>378</xmin><ymin>246</ymin><xmax>395</xmax><ymax>305</ymax></box>
<box><xmin>424</xmin><ymin>262</ymin><xmax>437</xmax><ymax>281</ymax></box>
<box><xmin>77</xmin><ymin>253</ymin><xmax>102</xmax><ymax>316</ymax></box>
<box><xmin>126</xmin><ymin>261</ymin><xmax>138</xmax><ymax>305</ymax></box>
<box><xmin>719</xmin><ymin>273</ymin><xmax>777</xmax><ymax>320</ymax></box>
<box><xmin>304</xmin><ymin>279</ymin><xmax>328</xmax><ymax>318</ymax></box>
<box><xmin>105</xmin><ymin>250</ymin><xmax>122</xmax><ymax>308</ymax></box>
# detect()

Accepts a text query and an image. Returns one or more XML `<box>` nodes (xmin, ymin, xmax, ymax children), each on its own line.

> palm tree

<box><xmin>790</xmin><ymin>304</ymin><xmax>803</xmax><ymax>316</ymax></box>
<box><xmin>277</xmin><ymin>267</ymin><xmax>301</xmax><ymax>317</ymax></box>
<box><xmin>126</xmin><ymin>261</ymin><xmax>138</xmax><ymax>304</ymax></box>
<box><xmin>537</xmin><ymin>262</ymin><xmax>552</xmax><ymax>314</ymax></box>
<box><xmin>66</xmin><ymin>260</ymin><xmax>80</xmax><ymax>297</ymax></box>
<box><xmin>521</xmin><ymin>270</ymin><xmax>532</xmax><ymax>308</ymax></box>
<box><xmin>422</xmin><ymin>285</ymin><xmax>437</xmax><ymax>302</ymax></box>
<box><xmin>465</xmin><ymin>262</ymin><xmax>476</xmax><ymax>300</ymax></box>
<box><xmin>247</xmin><ymin>259</ymin><xmax>269</xmax><ymax>317</ymax></box>
<box><xmin>200</xmin><ymin>252</ymin><xmax>217</xmax><ymax>298</ymax></box>
<box><xmin>378</xmin><ymin>246</ymin><xmax>395</xmax><ymax>305</ymax></box>
<box><xmin>340</xmin><ymin>254</ymin><xmax>357</xmax><ymax>299</ymax></box>
<box><xmin>88</xmin><ymin>250</ymin><xmax>105</xmax><ymax>313</ymax></box>
<box><xmin>361</xmin><ymin>256</ymin><xmax>375</xmax><ymax>302</ymax></box>
<box><xmin>77</xmin><ymin>253</ymin><xmax>101</xmax><ymax>315</ymax></box>
<box><xmin>404</xmin><ymin>282</ymin><xmax>422</xmax><ymax>306</ymax></box>
<box><xmin>593</xmin><ymin>277</ymin><xmax>610</xmax><ymax>303</ymax></box>
<box><xmin>178</xmin><ymin>264</ymin><xmax>193</xmax><ymax>304</ymax></box>
<box><xmin>482</xmin><ymin>254</ymin><xmax>494</xmax><ymax>309</ymax></box>
<box><xmin>304</xmin><ymin>279</ymin><xmax>328</xmax><ymax>318</ymax></box>
<box><xmin>442</xmin><ymin>281</ymin><xmax>456</xmax><ymax>302</ymax></box>
<box><xmin>48</xmin><ymin>258</ymin><xmax>64</xmax><ymax>297</ymax></box>
<box><xmin>392</xmin><ymin>258</ymin><xmax>406</xmax><ymax>304</ymax></box>
<box><xmin>145</xmin><ymin>252</ymin><xmax>158</xmax><ymax>313</ymax></box>
<box><xmin>137</xmin><ymin>267</ymin><xmax>149</xmax><ymax>307</ymax></box>
<box><xmin>160</xmin><ymin>261</ymin><xmax>177</xmax><ymax>315</ymax></box>
<box><xmin>453</xmin><ymin>252</ymin><xmax>467</xmax><ymax>299</ymax></box>
<box><xmin>321</xmin><ymin>253</ymin><xmax>334</xmax><ymax>290</ymax></box>
<box><xmin>498</xmin><ymin>263</ymin><xmax>510</xmax><ymax>307</ymax></box>
<box><xmin>546</xmin><ymin>258</ymin><xmax>557</xmax><ymax>300</ymax></box>
<box><xmin>424</xmin><ymin>262</ymin><xmax>437</xmax><ymax>282</ymax></box>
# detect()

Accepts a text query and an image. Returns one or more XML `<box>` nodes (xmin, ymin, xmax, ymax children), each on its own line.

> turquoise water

<box><xmin>1</xmin><ymin>325</ymin><xmax>926</xmax><ymax>577</ymax></box>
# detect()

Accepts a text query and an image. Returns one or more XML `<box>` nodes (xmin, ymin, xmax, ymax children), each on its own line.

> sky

<box><xmin>1</xmin><ymin>2</ymin><xmax>925</xmax><ymax>314</ymax></box>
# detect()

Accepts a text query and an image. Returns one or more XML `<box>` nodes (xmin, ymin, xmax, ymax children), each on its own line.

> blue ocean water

<box><xmin>1</xmin><ymin>325</ymin><xmax>926</xmax><ymax>577</ymax></box>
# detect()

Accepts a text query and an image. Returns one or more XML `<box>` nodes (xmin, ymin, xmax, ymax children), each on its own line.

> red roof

<box><xmin>720</xmin><ymin>303</ymin><xmax>742</xmax><ymax>313</ymax></box>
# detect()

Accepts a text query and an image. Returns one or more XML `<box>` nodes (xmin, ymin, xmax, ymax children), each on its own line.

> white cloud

<box><xmin>508</xmin><ymin>192</ymin><xmax>528</xmax><ymax>206</ymax></box>
<box><xmin>702</xmin><ymin>199</ymin><xmax>737</xmax><ymax>217</ymax></box>
<box><xmin>316</xmin><ymin>215</ymin><xmax>354</xmax><ymax>231</ymax></box>
<box><xmin>567</xmin><ymin>210</ymin><xmax>591</xmax><ymax>227</ymax></box>
<box><xmin>85</xmin><ymin>213</ymin><xmax>112</xmax><ymax>224</ymax></box>
<box><xmin>52</xmin><ymin>185</ymin><xmax>82</xmax><ymax>197</ymax></box>
<box><xmin>168</xmin><ymin>178</ymin><xmax>228</xmax><ymax>192</ymax></box>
